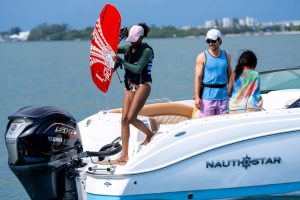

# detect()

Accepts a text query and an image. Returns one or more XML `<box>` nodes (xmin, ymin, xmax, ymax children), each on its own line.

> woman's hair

<box><xmin>234</xmin><ymin>50</ymin><xmax>257</xmax><ymax>79</ymax></box>
<box><xmin>138</xmin><ymin>23</ymin><xmax>150</xmax><ymax>37</ymax></box>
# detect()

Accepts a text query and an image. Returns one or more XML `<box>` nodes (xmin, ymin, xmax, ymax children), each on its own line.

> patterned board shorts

<box><xmin>200</xmin><ymin>99</ymin><xmax>228</xmax><ymax>117</ymax></box>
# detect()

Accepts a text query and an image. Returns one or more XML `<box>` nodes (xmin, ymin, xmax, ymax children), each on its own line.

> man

<box><xmin>194</xmin><ymin>29</ymin><xmax>232</xmax><ymax>117</ymax></box>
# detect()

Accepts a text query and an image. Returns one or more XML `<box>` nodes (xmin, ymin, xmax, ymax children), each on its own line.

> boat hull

<box><xmin>87</xmin><ymin>183</ymin><xmax>300</xmax><ymax>200</ymax></box>
<box><xmin>86</xmin><ymin>129</ymin><xmax>300</xmax><ymax>199</ymax></box>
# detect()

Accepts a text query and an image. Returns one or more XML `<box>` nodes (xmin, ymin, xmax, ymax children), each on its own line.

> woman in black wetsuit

<box><xmin>112</xmin><ymin>23</ymin><xmax>154</xmax><ymax>164</ymax></box>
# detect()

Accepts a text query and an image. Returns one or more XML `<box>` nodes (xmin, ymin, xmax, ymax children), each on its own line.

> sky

<box><xmin>1</xmin><ymin>0</ymin><xmax>300</xmax><ymax>32</ymax></box>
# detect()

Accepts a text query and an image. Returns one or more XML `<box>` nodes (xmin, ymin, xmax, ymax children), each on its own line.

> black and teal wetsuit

<box><xmin>117</xmin><ymin>43</ymin><xmax>154</xmax><ymax>90</ymax></box>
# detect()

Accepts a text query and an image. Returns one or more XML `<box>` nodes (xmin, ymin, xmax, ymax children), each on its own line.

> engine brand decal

<box><xmin>48</xmin><ymin>136</ymin><xmax>63</xmax><ymax>142</ymax></box>
<box><xmin>6</xmin><ymin>138</ymin><xmax>16</xmax><ymax>144</ymax></box>
<box><xmin>206</xmin><ymin>155</ymin><xmax>281</xmax><ymax>170</ymax></box>
<box><xmin>55</xmin><ymin>126</ymin><xmax>77</xmax><ymax>137</ymax></box>
<box><xmin>9</xmin><ymin>123</ymin><xmax>18</xmax><ymax>134</ymax></box>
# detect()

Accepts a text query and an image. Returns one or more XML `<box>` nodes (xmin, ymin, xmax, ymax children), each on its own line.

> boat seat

<box><xmin>154</xmin><ymin>115</ymin><xmax>188</xmax><ymax>125</ymax></box>
<box><xmin>109</xmin><ymin>102</ymin><xmax>194</xmax><ymax>132</ymax></box>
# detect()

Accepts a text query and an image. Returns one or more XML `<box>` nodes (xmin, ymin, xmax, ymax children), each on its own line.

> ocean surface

<box><xmin>1</xmin><ymin>34</ymin><xmax>300</xmax><ymax>199</ymax></box>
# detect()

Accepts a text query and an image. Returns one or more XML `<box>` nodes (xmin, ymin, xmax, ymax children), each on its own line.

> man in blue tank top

<box><xmin>194</xmin><ymin>29</ymin><xmax>232</xmax><ymax>117</ymax></box>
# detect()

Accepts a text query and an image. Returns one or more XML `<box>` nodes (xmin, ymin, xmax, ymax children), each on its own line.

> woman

<box><xmin>112</xmin><ymin>23</ymin><xmax>154</xmax><ymax>164</ymax></box>
<box><xmin>228</xmin><ymin>50</ymin><xmax>263</xmax><ymax>112</ymax></box>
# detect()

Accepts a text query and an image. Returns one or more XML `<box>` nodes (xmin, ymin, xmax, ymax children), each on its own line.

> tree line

<box><xmin>1</xmin><ymin>23</ymin><xmax>300</xmax><ymax>41</ymax></box>
<box><xmin>27</xmin><ymin>23</ymin><xmax>93</xmax><ymax>41</ymax></box>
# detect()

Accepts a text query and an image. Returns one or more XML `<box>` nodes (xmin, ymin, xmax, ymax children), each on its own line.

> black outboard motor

<box><xmin>5</xmin><ymin>106</ymin><xmax>83</xmax><ymax>200</ymax></box>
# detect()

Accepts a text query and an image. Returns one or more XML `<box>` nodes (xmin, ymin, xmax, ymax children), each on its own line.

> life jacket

<box><xmin>124</xmin><ymin>43</ymin><xmax>154</xmax><ymax>84</ymax></box>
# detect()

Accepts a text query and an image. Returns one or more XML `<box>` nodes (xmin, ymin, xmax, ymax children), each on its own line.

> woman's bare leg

<box><xmin>112</xmin><ymin>84</ymin><xmax>153</xmax><ymax>164</ymax></box>
<box><xmin>128</xmin><ymin>84</ymin><xmax>154</xmax><ymax>145</ymax></box>
<box><xmin>117</xmin><ymin>90</ymin><xmax>134</xmax><ymax>162</ymax></box>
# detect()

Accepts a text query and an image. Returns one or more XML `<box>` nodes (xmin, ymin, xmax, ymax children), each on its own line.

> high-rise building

<box><xmin>204</xmin><ymin>20</ymin><xmax>217</xmax><ymax>28</ymax></box>
<box><xmin>222</xmin><ymin>17</ymin><xmax>233</xmax><ymax>28</ymax></box>
<box><xmin>245</xmin><ymin>17</ymin><xmax>256</xmax><ymax>27</ymax></box>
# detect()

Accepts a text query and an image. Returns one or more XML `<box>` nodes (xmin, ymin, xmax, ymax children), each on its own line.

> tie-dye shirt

<box><xmin>229</xmin><ymin>69</ymin><xmax>263</xmax><ymax>111</ymax></box>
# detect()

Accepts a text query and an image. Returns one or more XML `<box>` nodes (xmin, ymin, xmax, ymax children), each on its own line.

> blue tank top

<box><xmin>202</xmin><ymin>50</ymin><xmax>228</xmax><ymax>100</ymax></box>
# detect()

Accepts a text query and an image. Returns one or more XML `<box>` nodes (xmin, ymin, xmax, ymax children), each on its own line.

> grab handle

<box><xmin>174</xmin><ymin>131</ymin><xmax>186</xmax><ymax>137</ymax></box>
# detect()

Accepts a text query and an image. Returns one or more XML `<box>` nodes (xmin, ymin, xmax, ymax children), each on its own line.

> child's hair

<box><xmin>138</xmin><ymin>23</ymin><xmax>150</xmax><ymax>37</ymax></box>
<box><xmin>234</xmin><ymin>50</ymin><xmax>257</xmax><ymax>79</ymax></box>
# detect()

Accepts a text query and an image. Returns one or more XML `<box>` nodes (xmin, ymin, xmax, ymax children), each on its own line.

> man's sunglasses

<box><xmin>206</xmin><ymin>39</ymin><xmax>217</xmax><ymax>44</ymax></box>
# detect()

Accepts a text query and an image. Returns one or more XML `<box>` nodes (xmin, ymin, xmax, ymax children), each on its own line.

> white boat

<box><xmin>5</xmin><ymin>67</ymin><xmax>300</xmax><ymax>200</ymax></box>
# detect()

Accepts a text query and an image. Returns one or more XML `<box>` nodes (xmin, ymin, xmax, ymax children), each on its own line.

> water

<box><xmin>1</xmin><ymin>34</ymin><xmax>300</xmax><ymax>199</ymax></box>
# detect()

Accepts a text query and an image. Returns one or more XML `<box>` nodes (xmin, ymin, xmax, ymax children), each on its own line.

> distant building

<box><xmin>204</xmin><ymin>17</ymin><xmax>259</xmax><ymax>29</ymax></box>
<box><xmin>276</xmin><ymin>20</ymin><xmax>300</xmax><ymax>26</ymax></box>
<box><xmin>245</xmin><ymin>17</ymin><xmax>256</xmax><ymax>27</ymax></box>
<box><xmin>239</xmin><ymin>19</ymin><xmax>246</xmax><ymax>26</ymax></box>
<box><xmin>261</xmin><ymin>22</ymin><xmax>274</xmax><ymax>27</ymax></box>
<box><xmin>292</xmin><ymin>20</ymin><xmax>300</xmax><ymax>26</ymax></box>
<box><xmin>222</xmin><ymin>17</ymin><xmax>233</xmax><ymax>28</ymax></box>
<box><xmin>204</xmin><ymin>20</ymin><xmax>216</xmax><ymax>28</ymax></box>
<box><xmin>216</xmin><ymin>19</ymin><xmax>223</xmax><ymax>28</ymax></box>
<box><xmin>261</xmin><ymin>20</ymin><xmax>300</xmax><ymax>27</ymax></box>
<box><xmin>9</xmin><ymin>31</ymin><xmax>30</xmax><ymax>41</ymax></box>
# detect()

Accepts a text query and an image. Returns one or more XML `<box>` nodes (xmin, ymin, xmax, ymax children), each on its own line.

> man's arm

<box><xmin>226</xmin><ymin>52</ymin><xmax>233</xmax><ymax>82</ymax></box>
<box><xmin>194</xmin><ymin>52</ymin><xmax>205</xmax><ymax>109</ymax></box>
<box><xmin>228</xmin><ymin>73</ymin><xmax>235</xmax><ymax>97</ymax></box>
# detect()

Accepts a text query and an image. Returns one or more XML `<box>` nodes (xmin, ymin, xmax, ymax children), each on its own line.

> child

<box><xmin>228</xmin><ymin>50</ymin><xmax>263</xmax><ymax>112</ymax></box>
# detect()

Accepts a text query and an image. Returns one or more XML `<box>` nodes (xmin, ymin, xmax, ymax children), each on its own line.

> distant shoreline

<box><xmin>1</xmin><ymin>31</ymin><xmax>300</xmax><ymax>42</ymax></box>
<box><xmin>2</xmin><ymin>22</ymin><xmax>300</xmax><ymax>41</ymax></box>
<box><xmin>224</xmin><ymin>31</ymin><xmax>300</xmax><ymax>37</ymax></box>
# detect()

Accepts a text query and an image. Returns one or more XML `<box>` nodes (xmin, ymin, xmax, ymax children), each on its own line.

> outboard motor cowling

<box><xmin>5</xmin><ymin>106</ymin><xmax>83</xmax><ymax>200</ymax></box>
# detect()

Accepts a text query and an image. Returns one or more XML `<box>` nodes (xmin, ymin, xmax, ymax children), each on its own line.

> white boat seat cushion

<box><xmin>109</xmin><ymin>102</ymin><xmax>194</xmax><ymax>130</ymax></box>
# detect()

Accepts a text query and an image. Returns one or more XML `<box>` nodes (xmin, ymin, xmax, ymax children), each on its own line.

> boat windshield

<box><xmin>260</xmin><ymin>67</ymin><xmax>300</xmax><ymax>94</ymax></box>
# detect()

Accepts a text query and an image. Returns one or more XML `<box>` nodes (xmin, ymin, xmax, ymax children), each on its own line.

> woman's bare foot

<box><xmin>110</xmin><ymin>159</ymin><xmax>128</xmax><ymax>165</ymax></box>
<box><xmin>110</xmin><ymin>155</ymin><xmax>129</xmax><ymax>165</ymax></box>
<box><xmin>140</xmin><ymin>133</ymin><xmax>154</xmax><ymax>145</ymax></box>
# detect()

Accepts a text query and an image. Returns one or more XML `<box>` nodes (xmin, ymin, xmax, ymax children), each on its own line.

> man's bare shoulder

<box><xmin>197</xmin><ymin>51</ymin><xmax>206</xmax><ymax>62</ymax></box>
